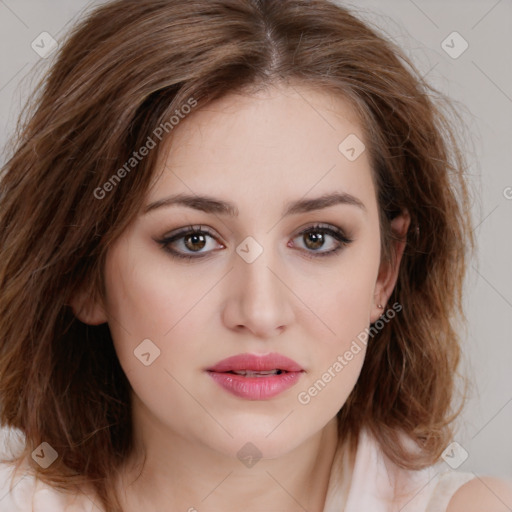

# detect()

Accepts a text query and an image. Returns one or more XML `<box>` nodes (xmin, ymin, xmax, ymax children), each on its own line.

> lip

<box><xmin>205</xmin><ymin>352</ymin><xmax>305</xmax><ymax>400</ymax></box>
<box><xmin>206</xmin><ymin>352</ymin><xmax>304</xmax><ymax>373</ymax></box>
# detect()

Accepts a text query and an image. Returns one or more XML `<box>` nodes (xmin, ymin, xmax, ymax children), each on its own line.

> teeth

<box><xmin>231</xmin><ymin>369</ymin><xmax>282</xmax><ymax>377</ymax></box>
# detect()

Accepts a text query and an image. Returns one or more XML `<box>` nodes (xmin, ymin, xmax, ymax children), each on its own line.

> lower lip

<box><xmin>206</xmin><ymin>371</ymin><xmax>304</xmax><ymax>400</ymax></box>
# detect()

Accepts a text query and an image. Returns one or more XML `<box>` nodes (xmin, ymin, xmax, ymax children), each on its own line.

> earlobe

<box><xmin>370</xmin><ymin>210</ymin><xmax>411</xmax><ymax>323</ymax></box>
<box><xmin>69</xmin><ymin>288</ymin><xmax>108</xmax><ymax>325</ymax></box>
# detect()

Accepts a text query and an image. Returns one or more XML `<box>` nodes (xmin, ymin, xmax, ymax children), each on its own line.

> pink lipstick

<box><xmin>205</xmin><ymin>353</ymin><xmax>304</xmax><ymax>400</ymax></box>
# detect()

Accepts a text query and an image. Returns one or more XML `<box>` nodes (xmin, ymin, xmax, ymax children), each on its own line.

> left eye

<box><xmin>292</xmin><ymin>225</ymin><xmax>348</xmax><ymax>254</ymax></box>
<box><xmin>157</xmin><ymin>224</ymin><xmax>353</xmax><ymax>260</ymax></box>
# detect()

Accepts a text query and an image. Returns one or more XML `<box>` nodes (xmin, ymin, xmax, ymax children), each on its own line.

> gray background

<box><xmin>0</xmin><ymin>0</ymin><xmax>511</xmax><ymax>479</ymax></box>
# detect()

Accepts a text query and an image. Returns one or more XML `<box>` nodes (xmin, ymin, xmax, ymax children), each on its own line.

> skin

<box><xmin>73</xmin><ymin>82</ymin><xmax>410</xmax><ymax>511</ymax></box>
<box><xmin>447</xmin><ymin>477</ymin><xmax>512</xmax><ymax>512</ymax></box>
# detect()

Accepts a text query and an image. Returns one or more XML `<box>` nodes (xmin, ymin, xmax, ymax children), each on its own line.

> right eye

<box><xmin>157</xmin><ymin>225</ymin><xmax>224</xmax><ymax>260</ymax></box>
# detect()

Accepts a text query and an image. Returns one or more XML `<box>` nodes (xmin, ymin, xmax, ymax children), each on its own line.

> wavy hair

<box><xmin>0</xmin><ymin>0</ymin><xmax>475</xmax><ymax>510</ymax></box>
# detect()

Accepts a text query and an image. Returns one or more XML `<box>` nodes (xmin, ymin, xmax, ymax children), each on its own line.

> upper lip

<box><xmin>206</xmin><ymin>352</ymin><xmax>304</xmax><ymax>373</ymax></box>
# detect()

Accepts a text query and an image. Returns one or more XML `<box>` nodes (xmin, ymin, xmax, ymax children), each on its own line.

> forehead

<box><xmin>145</xmin><ymin>83</ymin><xmax>377</xmax><ymax>218</ymax></box>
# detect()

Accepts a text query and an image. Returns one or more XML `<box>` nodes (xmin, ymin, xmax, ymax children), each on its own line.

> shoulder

<box><xmin>0</xmin><ymin>460</ymin><xmax>98</xmax><ymax>512</ymax></box>
<box><xmin>446</xmin><ymin>476</ymin><xmax>512</xmax><ymax>512</ymax></box>
<box><xmin>345</xmin><ymin>428</ymin><xmax>512</xmax><ymax>512</ymax></box>
<box><xmin>0</xmin><ymin>459</ymin><xmax>36</xmax><ymax>511</ymax></box>
<box><xmin>0</xmin><ymin>429</ymin><xmax>101</xmax><ymax>511</ymax></box>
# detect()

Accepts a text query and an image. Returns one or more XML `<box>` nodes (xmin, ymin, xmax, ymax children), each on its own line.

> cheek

<box><xmin>303</xmin><ymin>244</ymin><xmax>380</xmax><ymax>348</ymax></box>
<box><xmin>102</xmin><ymin>239</ymin><xmax>217</xmax><ymax>391</ymax></box>
<box><xmin>293</xmin><ymin>280</ymin><xmax>374</xmax><ymax>419</ymax></box>
<box><xmin>333</xmin><ymin>267</ymin><xmax>376</xmax><ymax>337</ymax></box>
<box><xmin>103</xmin><ymin>238</ymin><xmax>203</xmax><ymax>338</ymax></box>
<box><xmin>292</xmin><ymin>238</ymin><xmax>380</xmax><ymax>404</ymax></box>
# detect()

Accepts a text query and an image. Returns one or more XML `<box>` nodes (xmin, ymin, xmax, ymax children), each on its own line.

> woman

<box><xmin>0</xmin><ymin>0</ymin><xmax>510</xmax><ymax>510</ymax></box>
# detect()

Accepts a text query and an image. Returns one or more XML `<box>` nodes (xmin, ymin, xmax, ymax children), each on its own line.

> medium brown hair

<box><xmin>0</xmin><ymin>0</ymin><xmax>475</xmax><ymax>510</ymax></box>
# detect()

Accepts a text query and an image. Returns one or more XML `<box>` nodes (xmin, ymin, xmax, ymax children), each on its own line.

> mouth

<box><xmin>205</xmin><ymin>353</ymin><xmax>305</xmax><ymax>400</ymax></box>
<box><xmin>206</xmin><ymin>352</ymin><xmax>304</xmax><ymax>373</ymax></box>
<box><xmin>221</xmin><ymin>369</ymin><xmax>288</xmax><ymax>377</ymax></box>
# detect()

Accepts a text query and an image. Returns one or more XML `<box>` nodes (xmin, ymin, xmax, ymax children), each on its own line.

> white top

<box><xmin>0</xmin><ymin>427</ymin><xmax>475</xmax><ymax>511</ymax></box>
<box><xmin>324</xmin><ymin>428</ymin><xmax>476</xmax><ymax>512</ymax></box>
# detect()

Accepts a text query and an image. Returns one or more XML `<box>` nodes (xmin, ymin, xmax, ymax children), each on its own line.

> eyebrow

<box><xmin>143</xmin><ymin>191</ymin><xmax>366</xmax><ymax>217</ymax></box>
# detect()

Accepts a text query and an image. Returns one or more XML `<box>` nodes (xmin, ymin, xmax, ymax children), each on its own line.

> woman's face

<box><xmin>87</xmin><ymin>83</ymin><xmax>405</xmax><ymax>460</ymax></box>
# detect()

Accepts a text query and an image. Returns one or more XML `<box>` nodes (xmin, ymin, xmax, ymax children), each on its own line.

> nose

<box><xmin>221</xmin><ymin>246</ymin><xmax>295</xmax><ymax>339</ymax></box>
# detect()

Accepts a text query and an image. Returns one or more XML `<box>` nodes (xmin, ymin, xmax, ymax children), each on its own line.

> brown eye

<box><xmin>183</xmin><ymin>232</ymin><xmax>208</xmax><ymax>252</ymax></box>
<box><xmin>157</xmin><ymin>225</ymin><xmax>223</xmax><ymax>260</ymax></box>
<box><xmin>157</xmin><ymin>223</ymin><xmax>353</xmax><ymax>262</ymax></box>
<box><xmin>302</xmin><ymin>230</ymin><xmax>326</xmax><ymax>250</ymax></box>
<box><xmin>292</xmin><ymin>224</ymin><xmax>353</xmax><ymax>259</ymax></box>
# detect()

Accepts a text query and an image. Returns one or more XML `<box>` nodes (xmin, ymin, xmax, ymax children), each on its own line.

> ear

<box><xmin>370</xmin><ymin>210</ymin><xmax>410</xmax><ymax>323</ymax></box>
<box><xmin>69</xmin><ymin>286</ymin><xmax>108</xmax><ymax>325</ymax></box>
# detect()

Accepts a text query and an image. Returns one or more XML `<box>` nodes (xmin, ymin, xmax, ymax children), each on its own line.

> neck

<box><xmin>114</xmin><ymin>399</ymin><xmax>342</xmax><ymax>512</ymax></box>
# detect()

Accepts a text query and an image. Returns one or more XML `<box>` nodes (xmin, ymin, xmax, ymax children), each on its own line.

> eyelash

<box><xmin>156</xmin><ymin>223</ymin><xmax>354</xmax><ymax>261</ymax></box>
